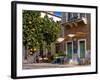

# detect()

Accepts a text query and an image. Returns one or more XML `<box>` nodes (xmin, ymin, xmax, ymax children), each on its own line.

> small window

<box><xmin>80</xmin><ymin>13</ymin><xmax>86</xmax><ymax>18</ymax></box>
<box><xmin>73</xmin><ymin>13</ymin><xmax>78</xmax><ymax>19</ymax></box>
<box><xmin>68</xmin><ymin>13</ymin><xmax>72</xmax><ymax>21</ymax></box>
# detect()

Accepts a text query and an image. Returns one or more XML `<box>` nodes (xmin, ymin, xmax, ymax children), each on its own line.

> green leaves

<box><xmin>42</xmin><ymin>15</ymin><xmax>61</xmax><ymax>45</ymax></box>
<box><xmin>23</xmin><ymin>10</ymin><xmax>61</xmax><ymax>51</ymax></box>
<box><xmin>23</xmin><ymin>10</ymin><xmax>41</xmax><ymax>49</ymax></box>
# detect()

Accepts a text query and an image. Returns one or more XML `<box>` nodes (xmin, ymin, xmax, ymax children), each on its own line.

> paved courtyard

<box><xmin>22</xmin><ymin>63</ymin><xmax>88</xmax><ymax>69</ymax></box>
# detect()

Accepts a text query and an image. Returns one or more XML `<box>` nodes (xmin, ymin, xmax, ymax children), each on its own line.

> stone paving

<box><xmin>22</xmin><ymin>63</ymin><xmax>88</xmax><ymax>69</ymax></box>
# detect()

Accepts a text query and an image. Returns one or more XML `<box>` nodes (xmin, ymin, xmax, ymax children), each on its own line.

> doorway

<box><xmin>78</xmin><ymin>39</ymin><xmax>86</xmax><ymax>59</ymax></box>
<box><xmin>66</xmin><ymin>39</ymin><xmax>86</xmax><ymax>59</ymax></box>
<box><xmin>66</xmin><ymin>41</ymin><xmax>73</xmax><ymax>59</ymax></box>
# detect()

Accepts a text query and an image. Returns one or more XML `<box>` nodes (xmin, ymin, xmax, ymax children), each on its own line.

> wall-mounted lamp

<box><xmin>57</xmin><ymin>37</ymin><xmax>64</xmax><ymax>42</ymax></box>
<box><xmin>67</xmin><ymin>34</ymin><xmax>75</xmax><ymax>38</ymax></box>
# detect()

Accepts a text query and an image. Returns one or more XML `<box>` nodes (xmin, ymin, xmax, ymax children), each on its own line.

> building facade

<box><xmin>57</xmin><ymin>12</ymin><xmax>91</xmax><ymax>63</ymax></box>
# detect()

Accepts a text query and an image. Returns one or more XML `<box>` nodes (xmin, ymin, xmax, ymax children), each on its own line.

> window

<box><xmin>68</xmin><ymin>13</ymin><xmax>78</xmax><ymax>21</ymax></box>
<box><xmin>73</xmin><ymin>13</ymin><xmax>78</xmax><ymax>19</ymax></box>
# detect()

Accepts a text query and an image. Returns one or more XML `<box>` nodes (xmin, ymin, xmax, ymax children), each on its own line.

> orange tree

<box><xmin>23</xmin><ymin>10</ymin><xmax>61</xmax><ymax>59</ymax></box>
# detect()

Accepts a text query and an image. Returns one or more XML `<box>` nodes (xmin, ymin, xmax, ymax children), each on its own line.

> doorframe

<box><xmin>78</xmin><ymin>39</ymin><xmax>87</xmax><ymax>58</ymax></box>
<box><xmin>66</xmin><ymin>41</ymin><xmax>73</xmax><ymax>59</ymax></box>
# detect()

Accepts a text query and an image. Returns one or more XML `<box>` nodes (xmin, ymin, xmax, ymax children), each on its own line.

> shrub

<box><xmin>51</xmin><ymin>53</ymin><xmax>66</xmax><ymax>58</ymax></box>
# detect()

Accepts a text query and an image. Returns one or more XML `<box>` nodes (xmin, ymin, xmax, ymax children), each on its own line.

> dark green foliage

<box><xmin>51</xmin><ymin>53</ymin><xmax>66</xmax><ymax>58</ymax></box>
<box><xmin>23</xmin><ymin>10</ymin><xmax>61</xmax><ymax>52</ymax></box>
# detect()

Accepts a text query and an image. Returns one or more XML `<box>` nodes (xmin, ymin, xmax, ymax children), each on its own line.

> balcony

<box><xmin>62</xmin><ymin>17</ymin><xmax>87</xmax><ymax>29</ymax></box>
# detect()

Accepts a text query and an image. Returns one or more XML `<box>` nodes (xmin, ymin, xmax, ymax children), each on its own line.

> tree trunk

<box><xmin>24</xmin><ymin>46</ymin><xmax>28</xmax><ymax>60</ymax></box>
<box><xmin>39</xmin><ymin>44</ymin><xmax>43</xmax><ymax>58</ymax></box>
<box><xmin>47</xmin><ymin>45</ymin><xmax>51</xmax><ymax>62</ymax></box>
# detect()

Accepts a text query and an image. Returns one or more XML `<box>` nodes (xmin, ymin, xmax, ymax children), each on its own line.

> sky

<box><xmin>53</xmin><ymin>12</ymin><xmax>62</xmax><ymax>16</ymax></box>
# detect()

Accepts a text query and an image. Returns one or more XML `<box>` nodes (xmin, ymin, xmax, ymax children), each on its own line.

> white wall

<box><xmin>0</xmin><ymin>0</ymin><xmax>99</xmax><ymax>80</ymax></box>
<box><xmin>41</xmin><ymin>12</ymin><xmax>61</xmax><ymax>22</ymax></box>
